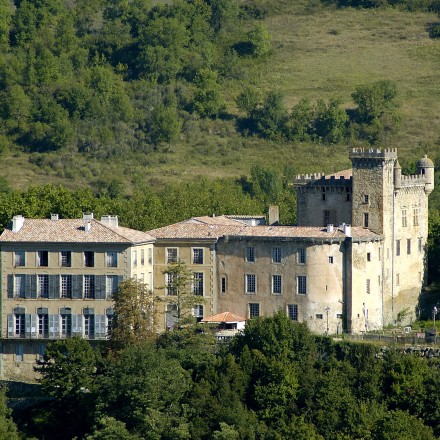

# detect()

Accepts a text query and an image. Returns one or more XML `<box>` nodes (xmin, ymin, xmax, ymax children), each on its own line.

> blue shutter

<box><xmin>30</xmin><ymin>314</ymin><xmax>38</xmax><ymax>338</ymax></box>
<box><xmin>49</xmin><ymin>315</ymin><xmax>60</xmax><ymax>338</ymax></box>
<box><xmin>95</xmin><ymin>276</ymin><xmax>105</xmax><ymax>299</ymax></box>
<box><xmin>49</xmin><ymin>275</ymin><xmax>60</xmax><ymax>299</ymax></box>
<box><xmin>72</xmin><ymin>315</ymin><xmax>83</xmax><ymax>336</ymax></box>
<box><xmin>29</xmin><ymin>275</ymin><xmax>37</xmax><ymax>299</ymax></box>
<box><xmin>7</xmin><ymin>275</ymin><xmax>13</xmax><ymax>298</ymax></box>
<box><xmin>25</xmin><ymin>314</ymin><xmax>32</xmax><ymax>337</ymax></box>
<box><xmin>7</xmin><ymin>314</ymin><xmax>14</xmax><ymax>337</ymax></box>
<box><xmin>25</xmin><ymin>275</ymin><xmax>32</xmax><ymax>298</ymax></box>
<box><xmin>72</xmin><ymin>275</ymin><xmax>82</xmax><ymax>299</ymax></box>
<box><xmin>94</xmin><ymin>315</ymin><xmax>106</xmax><ymax>339</ymax></box>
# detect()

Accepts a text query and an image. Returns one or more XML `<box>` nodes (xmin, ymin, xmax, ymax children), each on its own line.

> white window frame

<box><xmin>106</xmin><ymin>251</ymin><xmax>118</xmax><ymax>268</ymax></box>
<box><xmin>60</xmin><ymin>251</ymin><xmax>71</xmax><ymax>267</ymax></box>
<box><xmin>193</xmin><ymin>272</ymin><xmax>204</xmax><ymax>296</ymax></box>
<box><xmin>61</xmin><ymin>274</ymin><xmax>72</xmax><ymax>298</ymax></box>
<box><xmin>287</xmin><ymin>304</ymin><xmax>298</xmax><ymax>321</ymax></box>
<box><xmin>38</xmin><ymin>274</ymin><xmax>49</xmax><ymax>298</ymax></box>
<box><xmin>166</xmin><ymin>273</ymin><xmax>176</xmax><ymax>296</ymax></box>
<box><xmin>246</xmin><ymin>247</ymin><xmax>255</xmax><ymax>263</ymax></box>
<box><xmin>272</xmin><ymin>247</ymin><xmax>281</xmax><ymax>263</ymax></box>
<box><xmin>192</xmin><ymin>248</ymin><xmax>204</xmax><ymax>265</ymax></box>
<box><xmin>14</xmin><ymin>274</ymin><xmax>26</xmax><ymax>298</ymax></box>
<box><xmin>246</xmin><ymin>274</ymin><xmax>256</xmax><ymax>294</ymax></box>
<box><xmin>14</xmin><ymin>250</ymin><xmax>25</xmax><ymax>267</ymax></box>
<box><xmin>84</xmin><ymin>275</ymin><xmax>95</xmax><ymax>299</ymax></box>
<box><xmin>166</xmin><ymin>248</ymin><xmax>178</xmax><ymax>264</ymax></box>
<box><xmin>298</xmin><ymin>248</ymin><xmax>306</xmax><ymax>264</ymax></box>
<box><xmin>272</xmin><ymin>274</ymin><xmax>282</xmax><ymax>295</ymax></box>
<box><xmin>297</xmin><ymin>276</ymin><xmax>307</xmax><ymax>295</ymax></box>
<box><xmin>249</xmin><ymin>303</ymin><xmax>260</xmax><ymax>318</ymax></box>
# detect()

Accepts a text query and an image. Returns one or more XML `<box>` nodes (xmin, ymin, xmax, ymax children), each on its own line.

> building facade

<box><xmin>148</xmin><ymin>148</ymin><xmax>433</xmax><ymax>335</ymax></box>
<box><xmin>0</xmin><ymin>214</ymin><xmax>154</xmax><ymax>380</ymax></box>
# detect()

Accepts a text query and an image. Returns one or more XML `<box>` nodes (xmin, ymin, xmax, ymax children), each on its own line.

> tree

<box><xmin>193</xmin><ymin>68</ymin><xmax>226</xmax><ymax>118</ymax></box>
<box><xmin>85</xmin><ymin>417</ymin><xmax>140</xmax><ymax>440</ymax></box>
<box><xmin>162</xmin><ymin>260</ymin><xmax>205</xmax><ymax>325</ymax></box>
<box><xmin>312</xmin><ymin>98</ymin><xmax>348</xmax><ymax>143</ymax></box>
<box><xmin>0</xmin><ymin>386</ymin><xmax>19</xmax><ymax>440</ymax></box>
<box><xmin>247</xmin><ymin>24</ymin><xmax>271</xmax><ymax>58</ymax></box>
<box><xmin>111</xmin><ymin>278</ymin><xmax>156</xmax><ymax>347</ymax></box>
<box><xmin>149</xmin><ymin>103</ymin><xmax>182</xmax><ymax>148</ymax></box>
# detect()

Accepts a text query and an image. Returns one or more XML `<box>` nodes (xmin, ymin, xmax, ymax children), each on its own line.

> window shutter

<box><xmin>7</xmin><ymin>314</ymin><xmax>13</xmax><ymax>337</ymax></box>
<box><xmin>31</xmin><ymin>314</ymin><xmax>38</xmax><ymax>338</ymax></box>
<box><xmin>29</xmin><ymin>275</ymin><xmax>37</xmax><ymax>299</ymax></box>
<box><xmin>72</xmin><ymin>315</ymin><xmax>83</xmax><ymax>336</ymax></box>
<box><xmin>53</xmin><ymin>315</ymin><xmax>60</xmax><ymax>337</ymax></box>
<box><xmin>25</xmin><ymin>275</ymin><xmax>31</xmax><ymax>299</ymax></box>
<box><xmin>49</xmin><ymin>315</ymin><xmax>55</xmax><ymax>338</ymax></box>
<box><xmin>7</xmin><ymin>275</ymin><xmax>13</xmax><ymax>298</ymax></box>
<box><xmin>72</xmin><ymin>275</ymin><xmax>82</xmax><ymax>299</ymax></box>
<box><xmin>25</xmin><ymin>314</ymin><xmax>32</xmax><ymax>337</ymax></box>
<box><xmin>49</xmin><ymin>275</ymin><xmax>60</xmax><ymax>299</ymax></box>
<box><xmin>95</xmin><ymin>276</ymin><xmax>105</xmax><ymax>299</ymax></box>
<box><xmin>95</xmin><ymin>315</ymin><xmax>106</xmax><ymax>338</ymax></box>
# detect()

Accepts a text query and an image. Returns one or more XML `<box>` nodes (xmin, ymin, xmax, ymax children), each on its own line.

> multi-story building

<box><xmin>0</xmin><ymin>213</ymin><xmax>154</xmax><ymax>380</ymax></box>
<box><xmin>148</xmin><ymin>148</ymin><xmax>434</xmax><ymax>334</ymax></box>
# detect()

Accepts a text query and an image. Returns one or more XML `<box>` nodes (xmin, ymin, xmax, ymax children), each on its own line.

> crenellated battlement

<box><xmin>349</xmin><ymin>147</ymin><xmax>398</xmax><ymax>160</ymax></box>
<box><xmin>295</xmin><ymin>173</ymin><xmax>353</xmax><ymax>187</ymax></box>
<box><xmin>400</xmin><ymin>174</ymin><xmax>426</xmax><ymax>188</ymax></box>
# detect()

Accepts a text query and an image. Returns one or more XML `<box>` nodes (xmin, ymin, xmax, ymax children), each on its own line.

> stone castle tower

<box><xmin>295</xmin><ymin>148</ymin><xmax>434</xmax><ymax>326</ymax></box>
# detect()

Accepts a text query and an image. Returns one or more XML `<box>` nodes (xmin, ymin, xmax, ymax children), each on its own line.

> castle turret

<box><xmin>417</xmin><ymin>155</ymin><xmax>434</xmax><ymax>195</ymax></box>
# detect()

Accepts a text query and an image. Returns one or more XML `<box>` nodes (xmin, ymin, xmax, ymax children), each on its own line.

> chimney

<box><xmin>83</xmin><ymin>212</ymin><xmax>94</xmax><ymax>221</ymax></box>
<box><xmin>51</xmin><ymin>214</ymin><xmax>59</xmax><ymax>221</ymax></box>
<box><xmin>327</xmin><ymin>224</ymin><xmax>334</xmax><ymax>233</ymax></box>
<box><xmin>344</xmin><ymin>224</ymin><xmax>351</xmax><ymax>237</ymax></box>
<box><xmin>84</xmin><ymin>220</ymin><xmax>92</xmax><ymax>233</ymax></box>
<box><xmin>269</xmin><ymin>205</ymin><xmax>279</xmax><ymax>225</ymax></box>
<box><xmin>12</xmin><ymin>215</ymin><xmax>24</xmax><ymax>232</ymax></box>
<box><xmin>100</xmin><ymin>215</ymin><xmax>119</xmax><ymax>228</ymax></box>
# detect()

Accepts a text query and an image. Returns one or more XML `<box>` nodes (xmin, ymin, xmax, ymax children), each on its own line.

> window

<box><xmin>15</xmin><ymin>313</ymin><xmax>25</xmax><ymax>337</ymax></box>
<box><xmin>84</xmin><ymin>251</ymin><xmax>94</xmax><ymax>267</ymax></box>
<box><xmin>148</xmin><ymin>248</ymin><xmax>152</xmax><ymax>265</ymax></box>
<box><xmin>38</xmin><ymin>275</ymin><xmax>49</xmax><ymax>298</ymax></box>
<box><xmin>166</xmin><ymin>273</ymin><xmax>176</xmax><ymax>296</ymax></box>
<box><xmin>193</xmin><ymin>305</ymin><xmax>204</xmax><ymax>322</ymax></box>
<box><xmin>106</xmin><ymin>275</ymin><xmax>118</xmax><ymax>297</ymax></box>
<box><xmin>328</xmin><ymin>256</ymin><xmax>334</xmax><ymax>264</ymax></box>
<box><xmin>61</xmin><ymin>309</ymin><xmax>72</xmax><ymax>337</ymax></box>
<box><xmin>60</xmin><ymin>251</ymin><xmax>71</xmax><ymax>267</ymax></box>
<box><xmin>37</xmin><ymin>251</ymin><xmax>48</xmax><ymax>267</ymax></box>
<box><xmin>84</xmin><ymin>313</ymin><xmax>95</xmax><ymax>339</ymax></box>
<box><xmin>61</xmin><ymin>275</ymin><xmax>72</xmax><ymax>298</ymax></box>
<box><xmin>364</xmin><ymin>194</ymin><xmax>369</xmax><ymax>204</ymax></box>
<box><xmin>315</xmin><ymin>314</ymin><xmax>323</xmax><ymax>319</ymax></box>
<box><xmin>246</xmin><ymin>274</ymin><xmax>256</xmax><ymax>293</ymax></box>
<box><xmin>402</xmin><ymin>209</ymin><xmax>407</xmax><ymax>227</ymax></box>
<box><xmin>38</xmin><ymin>314</ymin><xmax>49</xmax><ymax>337</ymax></box>
<box><xmin>287</xmin><ymin>304</ymin><xmax>298</xmax><ymax>321</ymax></box>
<box><xmin>14</xmin><ymin>250</ymin><xmax>25</xmax><ymax>267</ymax></box>
<box><xmin>297</xmin><ymin>276</ymin><xmax>307</xmax><ymax>295</ymax></box>
<box><xmin>106</xmin><ymin>309</ymin><xmax>114</xmax><ymax>336</ymax></box>
<box><xmin>133</xmin><ymin>250</ymin><xmax>137</xmax><ymax>267</ymax></box>
<box><xmin>15</xmin><ymin>344</ymin><xmax>24</xmax><ymax>362</ymax></box>
<box><xmin>322</xmin><ymin>187</ymin><xmax>326</xmax><ymax>201</ymax></box>
<box><xmin>84</xmin><ymin>275</ymin><xmax>95</xmax><ymax>299</ymax></box>
<box><xmin>249</xmin><ymin>303</ymin><xmax>260</xmax><ymax>318</ymax></box>
<box><xmin>166</xmin><ymin>248</ymin><xmax>178</xmax><ymax>264</ymax></box>
<box><xmin>106</xmin><ymin>251</ymin><xmax>117</xmax><ymax>268</ymax></box>
<box><xmin>272</xmin><ymin>247</ymin><xmax>281</xmax><ymax>263</ymax></box>
<box><xmin>193</xmin><ymin>248</ymin><xmax>204</xmax><ymax>264</ymax></box>
<box><xmin>298</xmin><ymin>248</ymin><xmax>306</xmax><ymax>264</ymax></box>
<box><xmin>221</xmin><ymin>276</ymin><xmax>227</xmax><ymax>293</ymax></box>
<box><xmin>246</xmin><ymin>247</ymin><xmax>255</xmax><ymax>262</ymax></box>
<box><xmin>367</xmin><ymin>252</ymin><xmax>371</xmax><ymax>262</ymax></box>
<box><xmin>193</xmin><ymin>272</ymin><xmax>204</xmax><ymax>296</ymax></box>
<box><xmin>407</xmin><ymin>238</ymin><xmax>411</xmax><ymax>255</ymax></box>
<box><xmin>14</xmin><ymin>275</ymin><xmax>26</xmax><ymax>298</ymax></box>
<box><xmin>346</xmin><ymin>193</ymin><xmax>350</xmax><ymax>202</ymax></box>
<box><xmin>418</xmin><ymin>237</ymin><xmax>423</xmax><ymax>253</ymax></box>
<box><xmin>396</xmin><ymin>273</ymin><xmax>400</xmax><ymax>286</ymax></box>
<box><xmin>413</xmin><ymin>208</ymin><xmax>419</xmax><ymax>226</ymax></box>
<box><xmin>366</xmin><ymin>279</ymin><xmax>370</xmax><ymax>294</ymax></box>
<box><xmin>396</xmin><ymin>239</ymin><xmax>401</xmax><ymax>256</ymax></box>
<box><xmin>272</xmin><ymin>275</ymin><xmax>282</xmax><ymax>294</ymax></box>
<box><xmin>336</xmin><ymin>313</ymin><xmax>343</xmax><ymax>319</ymax></box>
<box><xmin>141</xmin><ymin>249</ymin><xmax>145</xmax><ymax>266</ymax></box>
<box><xmin>324</xmin><ymin>210</ymin><xmax>330</xmax><ymax>225</ymax></box>
<box><xmin>363</xmin><ymin>213</ymin><xmax>369</xmax><ymax>228</ymax></box>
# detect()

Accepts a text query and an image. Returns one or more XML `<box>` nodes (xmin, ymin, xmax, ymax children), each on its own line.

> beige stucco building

<box><xmin>0</xmin><ymin>214</ymin><xmax>154</xmax><ymax>380</ymax></box>
<box><xmin>148</xmin><ymin>148</ymin><xmax>434</xmax><ymax>335</ymax></box>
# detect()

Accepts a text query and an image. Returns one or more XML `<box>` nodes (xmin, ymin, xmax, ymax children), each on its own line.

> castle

<box><xmin>0</xmin><ymin>148</ymin><xmax>433</xmax><ymax>380</ymax></box>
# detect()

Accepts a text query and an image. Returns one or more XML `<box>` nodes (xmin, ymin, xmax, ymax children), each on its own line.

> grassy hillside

<box><xmin>1</xmin><ymin>3</ymin><xmax>440</xmax><ymax>193</ymax></box>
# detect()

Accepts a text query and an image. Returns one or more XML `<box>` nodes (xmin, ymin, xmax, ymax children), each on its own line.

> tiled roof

<box><xmin>188</xmin><ymin>216</ymin><xmax>247</xmax><ymax>226</ymax></box>
<box><xmin>0</xmin><ymin>219</ymin><xmax>155</xmax><ymax>244</ymax></box>
<box><xmin>201</xmin><ymin>312</ymin><xmax>247</xmax><ymax>323</ymax></box>
<box><xmin>148</xmin><ymin>218</ymin><xmax>381</xmax><ymax>241</ymax></box>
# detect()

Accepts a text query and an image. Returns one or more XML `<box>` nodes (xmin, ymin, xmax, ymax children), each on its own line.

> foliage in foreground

<box><xmin>25</xmin><ymin>312</ymin><xmax>440</xmax><ymax>440</ymax></box>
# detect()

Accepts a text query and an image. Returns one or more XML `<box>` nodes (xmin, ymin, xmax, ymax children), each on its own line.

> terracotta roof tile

<box><xmin>0</xmin><ymin>219</ymin><xmax>155</xmax><ymax>244</ymax></box>
<box><xmin>202</xmin><ymin>312</ymin><xmax>247</xmax><ymax>323</ymax></box>
<box><xmin>325</xmin><ymin>169</ymin><xmax>353</xmax><ymax>179</ymax></box>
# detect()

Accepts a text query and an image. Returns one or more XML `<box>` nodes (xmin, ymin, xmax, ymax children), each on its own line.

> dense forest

<box><xmin>1</xmin><ymin>313</ymin><xmax>438</xmax><ymax>439</ymax></box>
